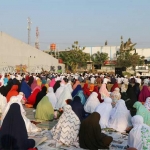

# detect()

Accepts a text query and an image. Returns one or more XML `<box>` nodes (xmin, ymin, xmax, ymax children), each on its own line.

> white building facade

<box><xmin>83</xmin><ymin>46</ymin><xmax>150</xmax><ymax>72</ymax></box>
<box><xmin>84</xmin><ymin>46</ymin><xmax>150</xmax><ymax>61</ymax></box>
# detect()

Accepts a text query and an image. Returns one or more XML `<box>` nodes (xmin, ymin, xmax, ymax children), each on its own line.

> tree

<box><xmin>59</xmin><ymin>51</ymin><xmax>73</xmax><ymax>71</ymax></box>
<box><xmin>90</xmin><ymin>51</ymin><xmax>109</xmax><ymax>72</ymax></box>
<box><xmin>59</xmin><ymin>41</ymin><xmax>90</xmax><ymax>72</ymax></box>
<box><xmin>117</xmin><ymin>38</ymin><xmax>144</xmax><ymax>70</ymax></box>
<box><xmin>91</xmin><ymin>51</ymin><xmax>109</xmax><ymax>66</ymax></box>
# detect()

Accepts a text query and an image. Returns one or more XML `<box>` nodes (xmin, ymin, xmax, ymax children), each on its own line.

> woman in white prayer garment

<box><xmin>108</xmin><ymin>99</ymin><xmax>132</xmax><ymax>132</ymax></box>
<box><xmin>84</xmin><ymin>92</ymin><xmax>100</xmax><ymax>113</ymax></box>
<box><xmin>95</xmin><ymin>97</ymin><xmax>112</xmax><ymax>128</ymax></box>
<box><xmin>128</xmin><ymin>115</ymin><xmax>150</xmax><ymax>150</ymax></box>
<box><xmin>55</xmin><ymin>80</ymin><xmax>66</xmax><ymax>102</ymax></box>
<box><xmin>55</xmin><ymin>84</ymin><xmax>72</xmax><ymax>110</ymax></box>
<box><xmin>46</xmin><ymin>87</ymin><xmax>57</xmax><ymax>109</ymax></box>
<box><xmin>1</xmin><ymin>95</ymin><xmax>41</xmax><ymax>133</ymax></box>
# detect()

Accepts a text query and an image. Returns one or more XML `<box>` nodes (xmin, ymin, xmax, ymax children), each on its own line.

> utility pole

<box><xmin>35</xmin><ymin>27</ymin><xmax>39</xmax><ymax>49</ymax></box>
<box><xmin>27</xmin><ymin>17</ymin><xmax>32</xmax><ymax>45</ymax></box>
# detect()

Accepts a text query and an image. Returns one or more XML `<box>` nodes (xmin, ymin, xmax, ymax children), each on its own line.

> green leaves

<box><xmin>116</xmin><ymin>49</ymin><xmax>144</xmax><ymax>69</ymax></box>
<box><xmin>59</xmin><ymin>41</ymin><xmax>90</xmax><ymax>72</ymax></box>
<box><xmin>91</xmin><ymin>51</ymin><xmax>109</xmax><ymax>65</ymax></box>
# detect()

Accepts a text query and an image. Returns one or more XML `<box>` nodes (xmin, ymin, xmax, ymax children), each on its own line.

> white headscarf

<box><xmin>51</xmin><ymin>105</ymin><xmax>80</xmax><ymax>146</ymax></box>
<box><xmin>55</xmin><ymin>85</ymin><xmax>72</xmax><ymax>110</ymax></box>
<box><xmin>114</xmin><ymin>87</ymin><xmax>120</xmax><ymax>92</ymax></box>
<box><xmin>143</xmin><ymin>78</ymin><xmax>149</xmax><ymax>86</ymax></box>
<box><xmin>95</xmin><ymin>97</ymin><xmax>112</xmax><ymax>128</ymax></box>
<box><xmin>128</xmin><ymin>115</ymin><xmax>150</xmax><ymax>150</ymax></box>
<box><xmin>46</xmin><ymin>87</ymin><xmax>57</xmax><ymax>109</ymax></box>
<box><xmin>1</xmin><ymin>96</ymin><xmax>40</xmax><ymax>133</ymax></box>
<box><xmin>0</xmin><ymin>93</ymin><xmax>7</xmax><ymax>113</ymax></box>
<box><xmin>110</xmin><ymin>90</ymin><xmax>121</xmax><ymax>107</ymax></box>
<box><xmin>66</xmin><ymin>81</ymin><xmax>73</xmax><ymax>93</ymax></box>
<box><xmin>144</xmin><ymin>97</ymin><xmax>150</xmax><ymax>111</ymax></box>
<box><xmin>55</xmin><ymin>83</ymin><xmax>65</xmax><ymax>101</ymax></box>
<box><xmin>121</xmin><ymin>84</ymin><xmax>127</xmax><ymax>93</ymax></box>
<box><xmin>84</xmin><ymin>92</ymin><xmax>100</xmax><ymax>113</ymax></box>
<box><xmin>108</xmin><ymin>100</ymin><xmax>132</xmax><ymax>132</ymax></box>
<box><xmin>1</xmin><ymin>95</ymin><xmax>25</xmax><ymax>125</ymax></box>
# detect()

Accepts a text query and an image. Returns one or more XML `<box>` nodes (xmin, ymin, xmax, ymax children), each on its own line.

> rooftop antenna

<box><xmin>27</xmin><ymin>17</ymin><xmax>32</xmax><ymax>45</ymax></box>
<box><xmin>35</xmin><ymin>27</ymin><xmax>39</xmax><ymax>49</ymax></box>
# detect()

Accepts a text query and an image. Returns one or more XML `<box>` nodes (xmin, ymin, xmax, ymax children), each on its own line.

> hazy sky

<box><xmin>0</xmin><ymin>0</ymin><xmax>150</xmax><ymax>50</ymax></box>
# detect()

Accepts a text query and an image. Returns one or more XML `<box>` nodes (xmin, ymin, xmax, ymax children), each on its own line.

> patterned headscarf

<box><xmin>144</xmin><ymin>97</ymin><xmax>150</xmax><ymax>111</ymax></box>
<box><xmin>51</xmin><ymin>105</ymin><xmax>80</xmax><ymax>146</ymax></box>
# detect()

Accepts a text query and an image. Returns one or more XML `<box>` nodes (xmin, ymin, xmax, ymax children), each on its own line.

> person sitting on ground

<box><xmin>79</xmin><ymin>112</ymin><xmax>113</xmax><ymax>150</ymax></box>
<box><xmin>53</xmin><ymin>80</ymin><xmax>61</xmax><ymax>93</ymax></box>
<box><xmin>110</xmin><ymin>88</ymin><xmax>121</xmax><ymax>107</ymax></box>
<box><xmin>51</xmin><ymin>105</ymin><xmax>80</xmax><ymax>146</ymax></box>
<box><xmin>84</xmin><ymin>92</ymin><xmax>100</xmax><ymax>114</ymax></box>
<box><xmin>95</xmin><ymin>97</ymin><xmax>112</xmax><ymax>128</ymax></box>
<box><xmin>110</xmin><ymin>79</ymin><xmax>119</xmax><ymax>92</ymax></box>
<box><xmin>35</xmin><ymin>96</ymin><xmax>54</xmax><ymax>121</ymax></box>
<box><xmin>6</xmin><ymin>85</ymin><xmax>19</xmax><ymax>102</ymax></box>
<box><xmin>46</xmin><ymin>87</ymin><xmax>57</xmax><ymax>109</ymax></box>
<box><xmin>0</xmin><ymin>103</ymin><xmax>35</xmax><ymax>150</ymax></box>
<box><xmin>70</xmin><ymin>96</ymin><xmax>86</xmax><ymax>121</ymax></box>
<box><xmin>72</xmin><ymin>79</ymin><xmax>80</xmax><ymax>90</ymax></box>
<box><xmin>138</xmin><ymin>81</ymin><xmax>150</xmax><ymax>103</ymax></box>
<box><xmin>128</xmin><ymin>115</ymin><xmax>150</xmax><ymax>150</ymax></box>
<box><xmin>1</xmin><ymin>96</ymin><xmax>41</xmax><ymax>133</ymax></box>
<box><xmin>33</xmin><ymin>86</ymin><xmax>47</xmax><ymax>109</ymax></box>
<box><xmin>20</xmin><ymin>80</ymin><xmax>32</xmax><ymax>99</ymax></box>
<box><xmin>99</xmin><ymin>83</ymin><xmax>110</xmax><ymax>100</ymax></box>
<box><xmin>144</xmin><ymin>97</ymin><xmax>150</xmax><ymax>111</ymax></box>
<box><xmin>133</xmin><ymin>101</ymin><xmax>150</xmax><ymax>126</ymax></box>
<box><xmin>82</xmin><ymin>83</ymin><xmax>91</xmax><ymax>98</ymax></box>
<box><xmin>27</xmin><ymin>86</ymin><xmax>41</xmax><ymax>105</ymax></box>
<box><xmin>108</xmin><ymin>100</ymin><xmax>132</xmax><ymax>132</ymax></box>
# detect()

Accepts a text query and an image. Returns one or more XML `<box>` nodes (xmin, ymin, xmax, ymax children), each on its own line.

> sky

<box><xmin>0</xmin><ymin>0</ymin><xmax>150</xmax><ymax>50</ymax></box>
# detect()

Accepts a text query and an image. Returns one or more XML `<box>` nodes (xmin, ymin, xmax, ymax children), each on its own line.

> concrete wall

<box><xmin>0</xmin><ymin>32</ymin><xmax>65</xmax><ymax>73</ymax></box>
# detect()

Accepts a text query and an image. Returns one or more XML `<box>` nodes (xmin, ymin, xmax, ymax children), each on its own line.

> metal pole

<box><xmin>27</xmin><ymin>17</ymin><xmax>32</xmax><ymax>45</ymax></box>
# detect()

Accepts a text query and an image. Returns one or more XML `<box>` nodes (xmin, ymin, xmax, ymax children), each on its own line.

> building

<box><xmin>83</xmin><ymin>46</ymin><xmax>120</xmax><ymax>60</ymax></box>
<box><xmin>83</xmin><ymin>46</ymin><xmax>150</xmax><ymax>72</ymax></box>
<box><xmin>0</xmin><ymin>32</ymin><xmax>65</xmax><ymax>73</ymax></box>
<box><xmin>83</xmin><ymin>46</ymin><xmax>150</xmax><ymax>61</ymax></box>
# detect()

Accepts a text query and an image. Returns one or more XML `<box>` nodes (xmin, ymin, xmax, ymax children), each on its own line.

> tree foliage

<box><xmin>59</xmin><ymin>41</ymin><xmax>90</xmax><ymax>72</ymax></box>
<box><xmin>117</xmin><ymin>38</ymin><xmax>145</xmax><ymax>70</ymax></box>
<box><xmin>117</xmin><ymin>50</ymin><xmax>145</xmax><ymax>69</ymax></box>
<box><xmin>91</xmin><ymin>51</ymin><xmax>109</xmax><ymax>65</ymax></box>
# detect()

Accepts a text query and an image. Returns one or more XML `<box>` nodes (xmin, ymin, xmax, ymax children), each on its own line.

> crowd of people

<box><xmin>0</xmin><ymin>72</ymin><xmax>150</xmax><ymax>149</ymax></box>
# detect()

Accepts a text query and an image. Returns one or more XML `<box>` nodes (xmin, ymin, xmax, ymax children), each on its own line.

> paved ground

<box><xmin>24</xmin><ymin>106</ymin><xmax>58</xmax><ymax>130</ymax></box>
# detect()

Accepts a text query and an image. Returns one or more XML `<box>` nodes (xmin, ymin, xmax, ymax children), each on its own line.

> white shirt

<box><xmin>117</xmin><ymin>77</ymin><xmax>122</xmax><ymax>84</ymax></box>
<box><xmin>123</xmin><ymin>78</ymin><xmax>129</xmax><ymax>85</ymax></box>
<box><xmin>103</xmin><ymin>78</ymin><xmax>110</xmax><ymax>84</ymax></box>
<box><xmin>90</xmin><ymin>77</ymin><xmax>95</xmax><ymax>84</ymax></box>
<box><xmin>136</xmin><ymin>78</ymin><xmax>141</xmax><ymax>85</ymax></box>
